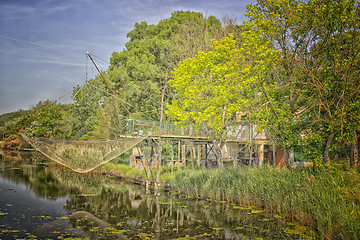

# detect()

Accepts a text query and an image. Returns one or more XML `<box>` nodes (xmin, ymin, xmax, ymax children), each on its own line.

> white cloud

<box><xmin>22</xmin><ymin>58</ymin><xmax>85</xmax><ymax>67</ymax></box>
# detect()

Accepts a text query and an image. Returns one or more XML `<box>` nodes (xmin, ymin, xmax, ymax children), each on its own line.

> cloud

<box><xmin>0</xmin><ymin>36</ymin><xmax>60</xmax><ymax>50</ymax></box>
<box><xmin>22</xmin><ymin>58</ymin><xmax>85</xmax><ymax>67</ymax></box>
<box><xmin>0</xmin><ymin>3</ymin><xmax>37</xmax><ymax>20</ymax></box>
<box><xmin>44</xmin><ymin>3</ymin><xmax>74</xmax><ymax>16</ymax></box>
<box><xmin>0</xmin><ymin>0</ymin><xmax>78</xmax><ymax>21</ymax></box>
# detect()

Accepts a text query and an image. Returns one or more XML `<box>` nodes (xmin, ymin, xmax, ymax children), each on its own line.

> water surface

<box><xmin>0</xmin><ymin>149</ymin><xmax>311</xmax><ymax>239</ymax></box>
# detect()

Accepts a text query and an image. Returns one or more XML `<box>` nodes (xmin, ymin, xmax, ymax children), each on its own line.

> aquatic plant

<box><xmin>172</xmin><ymin>165</ymin><xmax>360</xmax><ymax>239</ymax></box>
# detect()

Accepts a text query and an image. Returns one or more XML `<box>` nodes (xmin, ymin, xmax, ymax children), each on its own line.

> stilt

<box><xmin>259</xmin><ymin>144</ymin><xmax>264</xmax><ymax>166</ymax></box>
<box><xmin>197</xmin><ymin>144</ymin><xmax>201</xmax><ymax>166</ymax></box>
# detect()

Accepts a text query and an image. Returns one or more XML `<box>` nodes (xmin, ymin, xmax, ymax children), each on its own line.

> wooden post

<box><xmin>189</xmin><ymin>127</ymin><xmax>194</xmax><ymax>170</ymax></box>
<box><xmin>259</xmin><ymin>144</ymin><xmax>264</xmax><ymax>166</ymax></box>
<box><xmin>272</xmin><ymin>142</ymin><xmax>276</xmax><ymax>166</ymax></box>
<box><xmin>181</xmin><ymin>127</ymin><xmax>186</xmax><ymax>168</ymax></box>
<box><xmin>155</xmin><ymin>85</ymin><xmax>166</xmax><ymax>194</ymax></box>
<box><xmin>205</xmin><ymin>144</ymin><xmax>208</xmax><ymax>168</ymax></box>
<box><xmin>178</xmin><ymin>139</ymin><xmax>181</xmax><ymax>167</ymax></box>
<box><xmin>170</xmin><ymin>142</ymin><xmax>174</xmax><ymax>169</ymax></box>
<box><xmin>197</xmin><ymin>144</ymin><xmax>201</xmax><ymax>166</ymax></box>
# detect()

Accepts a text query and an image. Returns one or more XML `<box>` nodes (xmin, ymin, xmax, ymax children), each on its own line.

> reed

<box><xmin>172</xmin><ymin>165</ymin><xmax>360</xmax><ymax>239</ymax></box>
<box><xmin>100</xmin><ymin>162</ymin><xmax>146</xmax><ymax>179</ymax></box>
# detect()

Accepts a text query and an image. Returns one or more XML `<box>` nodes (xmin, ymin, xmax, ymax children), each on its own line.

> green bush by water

<box><xmin>172</xmin><ymin>165</ymin><xmax>360</xmax><ymax>239</ymax></box>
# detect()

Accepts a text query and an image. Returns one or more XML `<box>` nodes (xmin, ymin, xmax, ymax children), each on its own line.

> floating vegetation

<box><xmin>249</xmin><ymin>209</ymin><xmax>264</xmax><ymax>214</ymax></box>
<box><xmin>259</xmin><ymin>218</ymin><xmax>272</xmax><ymax>222</ymax></box>
<box><xmin>231</xmin><ymin>226</ymin><xmax>245</xmax><ymax>230</ymax></box>
<box><xmin>77</xmin><ymin>193</ymin><xmax>98</xmax><ymax>197</ymax></box>
<box><xmin>210</xmin><ymin>227</ymin><xmax>223</xmax><ymax>231</ymax></box>
<box><xmin>284</xmin><ymin>222</ymin><xmax>314</xmax><ymax>239</ymax></box>
<box><xmin>1</xmin><ymin>229</ymin><xmax>20</xmax><ymax>233</ymax></box>
<box><xmin>0</xmin><ymin>210</ymin><xmax>8</xmax><ymax>216</ymax></box>
<box><xmin>233</xmin><ymin>205</ymin><xmax>253</xmax><ymax>210</ymax></box>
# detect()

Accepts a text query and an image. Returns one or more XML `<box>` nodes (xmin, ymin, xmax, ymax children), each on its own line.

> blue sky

<box><xmin>0</xmin><ymin>0</ymin><xmax>254</xmax><ymax>115</ymax></box>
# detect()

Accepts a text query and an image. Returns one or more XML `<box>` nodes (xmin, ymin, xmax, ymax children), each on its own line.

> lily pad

<box><xmin>249</xmin><ymin>209</ymin><xmax>264</xmax><ymax>214</ymax></box>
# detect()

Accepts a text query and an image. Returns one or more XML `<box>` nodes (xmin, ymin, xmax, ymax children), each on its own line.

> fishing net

<box><xmin>21</xmin><ymin>134</ymin><xmax>146</xmax><ymax>173</ymax></box>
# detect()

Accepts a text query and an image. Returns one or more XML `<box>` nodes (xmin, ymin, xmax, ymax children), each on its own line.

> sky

<box><xmin>0</xmin><ymin>0</ymin><xmax>255</xmax><ymax>115</ymax></box>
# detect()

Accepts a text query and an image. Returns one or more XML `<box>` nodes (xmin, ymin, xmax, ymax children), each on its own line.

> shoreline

<box><xmin>2</xmin><ymin>148</ymin><xmax>360</xmax><ymax>239</ymax></box>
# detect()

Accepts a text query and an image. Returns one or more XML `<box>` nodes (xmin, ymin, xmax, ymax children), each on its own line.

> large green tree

<box><xmin>297</xmin><ymin>0</ymin><xmax>360</xmax><ymax>164</ymax></box>
<box><xmin>166</xmin><ymin>33</ymin><xmax>278</xmax><ymax>167</ymax></box>
<box><xmin>107</xmin><ymin>11</ymin><xmax>227</xmax><ymax>123</ymax></box>
<box><xmin>246</xmin><ymin>0</ymin><xmax>360</xmax><ymax>165</ymax></box>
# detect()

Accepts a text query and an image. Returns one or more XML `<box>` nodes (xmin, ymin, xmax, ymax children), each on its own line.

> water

<box><xmin>0</xmin><ymin>149</ymin><xmax>310</xmax><ymax>239</ymax></box>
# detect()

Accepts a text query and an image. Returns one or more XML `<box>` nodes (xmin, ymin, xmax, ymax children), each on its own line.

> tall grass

<box><xmin>172</xmin><ymin>165</ymin><xmax>360</xmax><ymax>239</ymax></box>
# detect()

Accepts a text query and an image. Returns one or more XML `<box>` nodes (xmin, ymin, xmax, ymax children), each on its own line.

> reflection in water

<box><xmin>0</xmin><ymin>150</ymin><xmax>309</xmax><ymax>239</ymax></box>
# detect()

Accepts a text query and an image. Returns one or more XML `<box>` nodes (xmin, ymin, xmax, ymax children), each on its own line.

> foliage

<box><xmin>108</xmin><ymin>11</ymin><xmax>228</xmax><ymax>121</ymax></box>
<box><xmin>245</xmin><ymin>0</ymin><xmax>360</xmax><ymax>164</ymax></box>
<box><xmin>167</xmin><ymin>35</ymin><xmax>244</xmax><ymax>137</ymax></box>
<box><xmin>70</xmin><ymin>74</ymin><xmax>109</xmax><ymax>140</ymax></box>
<box><xmin>23</xmin><ymin>101</ymin><xmax>71</xmax><ymax>139</ymax></box>
<box><xmin>0</xmin><ymin>110</ymin><xmax>29</xmax><ymax>140</ymax></box>
<box><xmin>167</xmin><ymin>28</ymin><xmax>278</xmax><ymax>166</ymax></box>
<box><xmin>1</xmin><ymin>133</ymin><xmax>31</xmax><ymax>150</ymax></box>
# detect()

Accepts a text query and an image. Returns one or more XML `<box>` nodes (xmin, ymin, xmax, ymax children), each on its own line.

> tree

<box><xmin>166</xmin><ymin>33</ymin><xmax>278</xmax><ymax>168</ymax></box>
<box><xmin>245</xmin><ymin>0</ymin><xmax>360</xmax><ymax>165</ymax></box>
<box><xmin>244</xmin><ymin>0</ymin><xmax>311</xmax><ymax>167</ymax></box>
<box><xmin>298</xmin><ymin>3</ymin><xmax>360</xmax><ymax>164</ymax></box>
<box><xmin>108</xmin><ymin>11</ymin><xmax>227</xmax><ymax>122</ymax></box>
<box><xmin>23</xmin><ymin>101</ymin><xmax>71</xmax><ymax>139</ymax></box>
<box><xmin>70</xmin><ymin>74</ymin><xmax>108</xmax><ymax>140</ymax></box>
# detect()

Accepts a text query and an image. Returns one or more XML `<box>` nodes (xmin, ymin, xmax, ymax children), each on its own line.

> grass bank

<box><xmin>97</xmin><ymin>161</ymin><xmax>360</xmax><ymax>239</ymax></box>
<box><xmin>171</xmin><ymin>165</ymin><xmax>360</xmax><ymax>239</ymax></box>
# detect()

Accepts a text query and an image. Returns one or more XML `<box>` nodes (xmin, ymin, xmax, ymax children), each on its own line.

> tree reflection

<box><xmin>1</xmin><ymin>150</ymin><xmax>300</xmax><ymax>239</ymax></box>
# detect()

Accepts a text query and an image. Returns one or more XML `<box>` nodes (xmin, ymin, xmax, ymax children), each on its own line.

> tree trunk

<box><xmin>350</xmin><ymin>143</ymin><xmax>354</xmax><ymax>167</ymax></box>
<box><xmin>249</xmin><ymin>145</ymin><xmax>253</xmax><ymax>166</ymax></box>
<box><xmin>213</xmin><ymin>139</ymin><xmax>223</xmax><ymax>169</ymax></box>
<box><xmin>354</xmin><ymin>131</ymin><xmax>359</xmax><ymax>166</ymax></box>
<box><xmin>289</xmin><ymin>150</ymin><xmax>295</xmax><ymax>167</ymax></box>
<box><xmin>324</xmin><ymin>132</ymin><xmax>335</xmax><ymax>166</ymax></box>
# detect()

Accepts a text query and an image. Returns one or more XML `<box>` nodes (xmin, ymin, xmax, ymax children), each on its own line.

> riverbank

<box><xmin>97</xmin><ymin>162</ymin><xmax>360</xmax><ymax>239</ymax></box>
<box><xmin>0</xmin><ymin>154</ymin><xmax>303</xmax><ymax>240</ymax></box>
<box><xmin>3</xmin><ymin>148</ymin><xmax>358</xmax><ymax>239</ymax></box>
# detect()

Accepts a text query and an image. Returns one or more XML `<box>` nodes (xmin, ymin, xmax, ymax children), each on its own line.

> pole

<box><xmin>155</xmin><ymin>85</ymin><xmax>166</xmax><ymax>194</ymax></box>
<box><xmin>86</xmin><ymin>52</ymin><xmax>115</xmax><ymax>94</ymax></box>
